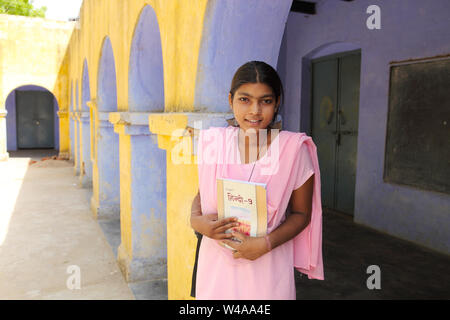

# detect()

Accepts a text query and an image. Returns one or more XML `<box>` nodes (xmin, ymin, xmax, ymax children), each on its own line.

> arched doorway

<box><xmin>193</xmin><ymin>0</ymin><xmax>292</xmax><ymax>112</ymax></box>
<box><xmin>6</xmin><ymin>85</ymin><xmax>59</xmax><ymax>152</ymax></box>
<box><xmin>93</xmin><ymin>36</ymin><xmax>120</xmax><ymax>219</ymax></box>
<box><xmin>278</xmin><ymin>35</ymin><xmax>362</xmax><ymax>215</ymax></box>
<box><xmin>120</xmin><ymin>4</ymin><xmax>167</xmax><ymax>283</ymax></box>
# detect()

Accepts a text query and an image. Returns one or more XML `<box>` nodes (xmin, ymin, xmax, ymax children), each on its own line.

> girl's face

<box><xmin>229</xmin><ymin>82</ymin><xmax>280</xmax><ymax>132</ymax></box>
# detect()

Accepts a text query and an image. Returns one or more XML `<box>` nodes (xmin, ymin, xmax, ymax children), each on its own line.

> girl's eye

<box><xmin>239</xmin><ymin>97</ymin><xmax>249</xmax><ymax>102</ymax></box>
<box><xmin>263</xmin><ymin>99</ymin><xmax>273</xmax><ymax>104</ymax></box>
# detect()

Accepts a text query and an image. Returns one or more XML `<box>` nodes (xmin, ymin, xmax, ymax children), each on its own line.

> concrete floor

<box><xmin>1</xmin><ymin>149</ymin><xmax>449</xmax><ymax>300</ymax></box>
<box><xmin>295</xmin><ymin>209</ymin><xmax>450</xmax><ymax>299</ymax></box>
<box><xmin>97</xmin><ymin>218</ymin><xmax>168</xmax><ymax>300</ymax></box>
<box><xmin>0</xmin><ymin>150</ymin><xmax>135</xmax><ymax>299</ymax></box>
<box><xmin>1</xmin><ymin>149</ymin><xmax>167</xmax><ymax>300</ymax></box>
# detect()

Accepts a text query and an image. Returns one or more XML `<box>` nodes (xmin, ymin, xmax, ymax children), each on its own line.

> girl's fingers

<box><xmin>231</xmin><ymin>232</ymin><xmax>247</xmax><ymax>242</ymax></box>
<box><xmin>221</xmin><ymin>239</ymin><xmax>240</xmax><ymax>250</ymax></box>
<box><xmin>212</xmin><ymin>217</ymin><xmax>237</xmax><ymax>229</ymax></box>
<box><xmin>215</xmin><ymin>232</ymin><xmax>234</xmax><ymax>240</ymax></box>
<box><xmin>215</xmin><ymin>222</ymin><xmax>238</xmax><ymax>233</ymax></box>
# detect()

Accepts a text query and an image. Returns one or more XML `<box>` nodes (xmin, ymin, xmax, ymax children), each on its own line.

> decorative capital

<box><xmin>109</xmin><ymin>112</ymin><xmax>154</xmax><ymax>136</ymax></box>
<box><xmin>86</xmin><ymin>100</ymin><xmax>97</xmax><ymax>110</ymax></box>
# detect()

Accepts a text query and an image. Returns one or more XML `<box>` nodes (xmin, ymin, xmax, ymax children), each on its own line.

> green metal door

<box><xmin>311</xmin><ymin>51</ymin><xmax>361</xmax><ymax>215</ymax></box>
<box><xmin>16</xmin><ymin>90</ymin><xmax>55</xmax><ymax>149</ymax></box>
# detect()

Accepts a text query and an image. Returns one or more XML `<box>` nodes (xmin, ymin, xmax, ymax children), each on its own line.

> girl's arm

<box><xmin>222</xmin><ymin>174</ymin><xmax>314</xmax><ymax>260</ymax></box>
<box><xmin>267</xmin><ymin>173</ymin><xmax>314</xmax><ymax>249</ymax></box>
<box><xmin>190</xmin><ymin>191</ymin><xmax>238</xmax><ymax>240</ymax></box>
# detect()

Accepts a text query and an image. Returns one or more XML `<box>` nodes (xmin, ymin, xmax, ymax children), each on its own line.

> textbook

<box><xmin>217</xmin><ymin>178</ymin><xmax>267</xmax><ymax>249</ymax></box>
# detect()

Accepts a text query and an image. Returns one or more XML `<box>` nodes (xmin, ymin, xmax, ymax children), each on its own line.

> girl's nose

<box><xmin>249</xmin><ymin>101</ymin><xmax>262</xmax><ymax>114</ymax></box>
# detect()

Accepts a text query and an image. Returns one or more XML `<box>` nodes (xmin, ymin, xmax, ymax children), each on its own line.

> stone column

<box><xmin>69</xmin><ymin>111</ymin><xmax>75</xmax><ymax>161</ymax></box>
<box><xmin>71</xmin><ymin>111</ymin><xmax>81</xmax><ymax>175</ymax></box>
<box><xmin>87</xmin><ymin>100</ymin><xmax>120</xmax><ymax>220</ymax></box>
<box><xmin>57</xmin><ymin>110</ymin><xmax>70</xmax><ymax>160</ymax></box>
<box><xmin>79</xmin><ymin>110</ymin><xmax>92</xmax><ymax>188</ymax></box>
<box><xmin>110</xmin><ymin>112</ymin><xmax>167</xmax><ymax>283</ymax></box>
<box><xmin>148</xmin><ymin>112</ymin><xmax>231</xmax><ymax>299</ymax></box>
<box><xmin>0</xmin><ymin>109</ymin><xmax>9</xmax><ymax>161</ymax></box>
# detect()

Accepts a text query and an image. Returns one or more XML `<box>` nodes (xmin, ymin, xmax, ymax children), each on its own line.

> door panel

<box><xmin>311</xmin><ymin>52</ymin><xmax>361</xmax><ymax>215</ymax></box>
<box><xmin>312</xmin><ymin>59</ymin><xmax>338</xmax><ymax>209</ymax></box>
<box><xmin>335</xmin><ymin>54</ymin><xmax>361</xmax><ymax>214</ymax></box>
<box><xmin>16</xmin><ymin>90</ymin><xmax>54</xmax><ymax>149</ymax></box>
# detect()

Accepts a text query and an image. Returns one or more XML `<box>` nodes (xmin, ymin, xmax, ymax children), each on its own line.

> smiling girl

<box><xmin>190</xmin><ymin>61</ymin><xmax>324</xmax><ymax>300</ymax></box>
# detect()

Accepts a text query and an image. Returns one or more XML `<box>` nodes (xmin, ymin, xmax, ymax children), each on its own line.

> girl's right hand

<box><xmin>192</xmin><ymin>214</ymin><xmax>239</xmax><ymax>240</ymax></box>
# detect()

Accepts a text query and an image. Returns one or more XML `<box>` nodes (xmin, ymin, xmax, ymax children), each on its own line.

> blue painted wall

<box><xmin>128</xmin><ymin>5</ymin><xmax>165</xmax><ymax>112</ymax></box>
<box><xmin>278</xmin><ymin>0</ymin><xmax>450</xmax><ymax>254</ymax></box>
<box><xmin>194</xmin><ymin>0</ymin><xmax>292</xmax><ymax>113</ymax></box>
<box><xmin>96</xmin><ymin>36</ymin><xmax>120</xmax><ymax>216</ymax></box>
<box><xmin>98</xmin><ymin>37</ymin><xmax>118</xmax><ymax>112</ymax></box>
<box><xmin>82</xmin><ymin>60</ymin><xmax>91</xmax><ymax>113</ymax></box>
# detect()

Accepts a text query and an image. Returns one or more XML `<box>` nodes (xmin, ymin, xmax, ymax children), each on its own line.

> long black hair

<box><xmin>229</xmin><ymin>61</ymin><xmax>284</xmax><ymax>128</ymax></box>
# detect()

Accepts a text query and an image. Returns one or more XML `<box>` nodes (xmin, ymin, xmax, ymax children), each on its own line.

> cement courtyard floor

<box><xmin>0</xmin><ymin>150</ymin><xmax>155</xmax><ymax>299</ymax></box>
<box><xmin>1</xmin><ymin>149</ymin><xmax>449</xmax><ymax>300</ymax></box>
<box><xmin>295</xmin><ymin>210</ymin><xmax>450</xmax><ymax>299</ymax></box>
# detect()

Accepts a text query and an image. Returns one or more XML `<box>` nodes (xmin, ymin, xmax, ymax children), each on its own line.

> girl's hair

<box><xmin>229</xmin><ymin>61</ymin><xmax>284</xmax><ymax>128</ymax></box>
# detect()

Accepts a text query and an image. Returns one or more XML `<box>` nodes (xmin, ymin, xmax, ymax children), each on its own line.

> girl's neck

<box><xmin>238</xmin><ymin>128</ymin><xmax>274</xmax><ymax>164</ymax></box>
<box><xmin>238</xmin><ymin>128</ymin><xmax>270</xmax><ymax>147</ymax></box>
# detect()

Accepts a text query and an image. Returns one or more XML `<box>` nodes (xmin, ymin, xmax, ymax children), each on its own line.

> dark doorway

<box><xmin>311</xmin><ymin>50</ymin><xmax>361</xmax><ymax>216</ymax></box>
<box><xmin>16</xmin><ymin>90</ymin><xmax>55</xmax><ymax>149</ymax></box>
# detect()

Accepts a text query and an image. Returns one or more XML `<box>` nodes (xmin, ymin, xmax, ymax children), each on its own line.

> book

<box><xmin>217</xmin><ymin>178</ymin><xmax>267</xmax><ymax>249</ymax></box>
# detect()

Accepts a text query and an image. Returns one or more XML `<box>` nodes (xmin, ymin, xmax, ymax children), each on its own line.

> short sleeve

<box><xmin>293</xmin><ymin>142</ymin><xmax>315</xmax><ymax>190</ymax></box>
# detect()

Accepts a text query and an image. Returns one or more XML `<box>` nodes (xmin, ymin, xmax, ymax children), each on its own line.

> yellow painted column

<box><xmin>149</xmin><ymin>113</ymin><xmax>197</xmax><ymax>299</ymax></box>
<box><xmin>0</xmin><ymin>109</ymin><xmax>8</xmax><ymax>161</ymax></box>
<box><xmin>57</xmin><ymin>110</ymin><xmax>70</xmax><ymax>159</ymax></box>
<box><xmin>71</xmin><ymin>111</ymin><xmax>80</xmax><ymax>176</ymax></box>
<box><xmin>149</xmin><ymin>113</ymin><xmax>231</xmax><ymax>299</ymax></box>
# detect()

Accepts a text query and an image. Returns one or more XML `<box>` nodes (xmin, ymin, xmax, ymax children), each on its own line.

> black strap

<box><xmin>190</xmin><ymin>231</ymin><xmax>203</xmax><ymax>298</ymax></box>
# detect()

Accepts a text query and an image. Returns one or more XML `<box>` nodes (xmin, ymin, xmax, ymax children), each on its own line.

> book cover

<box><xmin>217</xmin><ymin>178</ymin><xmax>267</xmax><ymax>244</ymax></box>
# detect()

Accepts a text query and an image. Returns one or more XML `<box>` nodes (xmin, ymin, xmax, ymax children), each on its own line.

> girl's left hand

<box><xmin>221</xmin><ymin>232</ymin><xmax>269</xmax><ymax>261</ymax></box>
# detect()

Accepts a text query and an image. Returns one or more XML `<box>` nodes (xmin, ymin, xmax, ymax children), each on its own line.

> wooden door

<box><xmin>311</xmin><ymin>51</ymin><xmax>361</xmax><ymax>215</ymax></box>
<box><xmin>16</xmin><ymin>90</ymin><xmax>54</xmax><ymax>149</ymax></box>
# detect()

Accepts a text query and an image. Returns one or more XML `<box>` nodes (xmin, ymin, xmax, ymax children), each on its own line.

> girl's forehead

<box><xmin>235</xmin><ymin>82</ymin><xmax>275</xmax><ymax>96</ymax></box>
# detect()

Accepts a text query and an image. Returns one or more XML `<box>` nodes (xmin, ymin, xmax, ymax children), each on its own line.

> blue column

<box><xmin>91</xmin><ymin>111</ymin><xmax>120</xmax><ymax>219</ymax></box>
<box><xmin>111</xmin><ymin>112</ymin><xmax>167</xmax><ymax>282</ymax></box>
<box><xmin>73</xmin><ymin>112</ymin><xmax>81</xmax><ymax>176</ymax></box>
<box><xmin>69</xmin><ymin>113</ymin><xmax>75</xmax><ymax>161</ymax></box>
<box><xmin>79</xmin><ymin>111</ymin><xmax>92</xmax><ymax>188</ymax></box>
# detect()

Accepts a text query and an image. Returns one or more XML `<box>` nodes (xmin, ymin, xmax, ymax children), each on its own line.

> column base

<box><xmin>79</xmin><ymin>174</ymin><xmax>93</xmax><ymax>188</ymax></box>
<box><xmin>90</xmin><ymin>196</ymin><xmax>120</xmax><ymax>220</ymax></box>
<box><xmin>78</xmin><ymin>161</ymin><xmax>92</xmax><ymax>188</ymax></box>
<box><xmin>117</xmin><ymin>243</ymin><xmax>167</xmax><ymax>283</ymax></box>
<box><xmin>58</xmin><ymin>152</ymin><xmax>70</xmax><ymax>160</ymax></box>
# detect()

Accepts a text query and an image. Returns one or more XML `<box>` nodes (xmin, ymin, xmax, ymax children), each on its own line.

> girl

<box><xmin>190</xmin><ymin>61</ymin><xmax>324</xmax><ymax>300</ymax></box>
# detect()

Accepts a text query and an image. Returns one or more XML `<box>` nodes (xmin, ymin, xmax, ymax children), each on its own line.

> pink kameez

<box><xmin>196</xmin><ymin>126</ymin><xmax>324</xmax><ymax>300</ymax></box>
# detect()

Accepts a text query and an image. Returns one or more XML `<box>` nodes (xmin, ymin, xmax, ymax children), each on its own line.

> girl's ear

<box><xmin>228</xmin><ymin>93</ymin><xmax>233</xmax><ymax>110</ymax></box>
